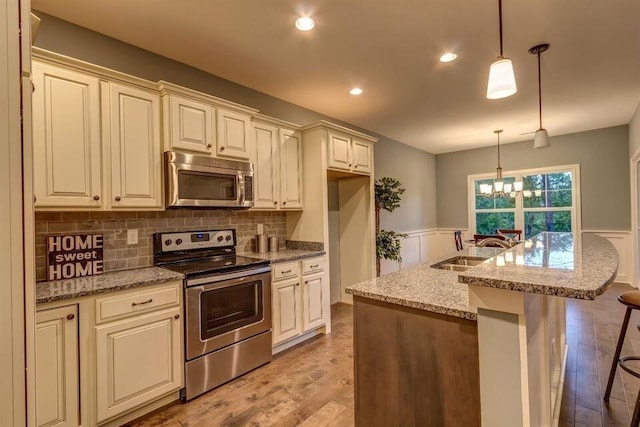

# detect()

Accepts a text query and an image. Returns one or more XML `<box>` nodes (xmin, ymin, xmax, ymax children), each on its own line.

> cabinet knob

<box><xmin>207</xmin><ymin>144</ymin><xmax>212</xmax><ymax>148</ymax></box>
<box><xmin>296</xmin><ymin>283</ymin><xmax>300</xmax><ymax>287</ymax></box>
<box><xmin>354</xmin><ymin>165</ymin><xmax>358</xmax><ymax>168</ymax></box>
<box><xmin>349</xmin><ymin>163</ymin><xmax>352</xmax><ymax>167</ymax></box>
<box><xmin>66</xmin><ymin>314</ymin><xmax>75</xmax><ymax>320</ymax></box>
<box><xmin>273</xmin><ymin>201</ymin><xmax>278</xmax><ymax>205</ymax></box>
<box><xmin>93</xmin><ymin>195</ymin><xmax>100</xmax><ymax>201</ymax></box>
<box><xmin>282</xmin><ymin>201</ymin><xmax>287</xmax><ymax>205</ymax></box>
<box><xmin>114</xmin><ymin>196</ymin><xmax>121</xmax><ymax>201</ymax></box>
<box><xmin>220</xmin><ymin>146</ymin><xmax>225</xmax><ymax>151</ymax></box>
<box><xmin>174</xmin><ymin>314</ymin><xmax>180</xmax><ymax>320</ymax></box>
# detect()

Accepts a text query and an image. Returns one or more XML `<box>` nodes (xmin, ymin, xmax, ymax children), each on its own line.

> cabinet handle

<box><xmin>132</xmin><ymin>298</ymin><xmax>153</xmax><ymax>307</ymax></box>
<box><xmin>310</xmin><ymin>264</ymin><xmax>319</xmax><ymax>268</ymax></box>
<box><xmin>220</xmin><ymin>146</ymin><xmax>225</xmax><ymax>151</ymax></box>
<box><xmin>93</xmin><ymin>195</ymin><xmax>100</xmax><ymax>201</ymax></box>
<box><xmin>282</xmin><ymin>269</ymin><xmax>292</xmax><ymax>274</ymax></box>
<box><xmin>207</xmin><ymin>144</ymin><xmax>212</xmax><ymax>148</ymax></box>
<box><xmin>66</xmin><ymin>314</ymin><xmax>75</xmax><ymax>320</ymax></box>
<box><xmin>174</xmin><ymin>314</ymin><xmax>180</xmax><ymax>320</ymax></box>
<box><xmin>114</xmin><ymin>196</ymin><xmax>121</xmax><ymax>201</ymax></box>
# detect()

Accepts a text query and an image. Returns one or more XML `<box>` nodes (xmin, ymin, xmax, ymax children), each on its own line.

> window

<box><xmin>469</xmin><ymin>165</ymin><xmax>580</xmax><ymax>239</ymax></box>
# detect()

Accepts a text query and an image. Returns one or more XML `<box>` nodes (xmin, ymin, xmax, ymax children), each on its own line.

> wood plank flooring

<box><xmin>129</xmin><ymin>284</ymin><xmax>640</xmax><ymax>427</ymax></box>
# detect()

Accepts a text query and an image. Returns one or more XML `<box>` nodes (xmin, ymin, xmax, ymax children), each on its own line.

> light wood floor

<box><xmin>129</xmin><ymin>284</ymin><xmax>640</xmax><ymax>427</ymax></box>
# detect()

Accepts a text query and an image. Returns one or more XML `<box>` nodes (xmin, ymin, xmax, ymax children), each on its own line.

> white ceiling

<box><xmin>32</xmin><ymin>0</ymin><xmax>640</xmax><ymax>154</ymax></box>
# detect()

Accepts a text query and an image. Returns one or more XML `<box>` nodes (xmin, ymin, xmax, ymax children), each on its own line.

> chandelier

<box><xmin>479</xmin><ymin>130</ymin><xmax>523</xmax><ymax>198</ymax></box>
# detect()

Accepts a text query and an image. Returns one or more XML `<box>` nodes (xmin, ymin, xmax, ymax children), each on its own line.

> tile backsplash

<box><xmin>35</xmin><ymin>210</ymin><xmax>287</xmax><ymax>282</ymax></box>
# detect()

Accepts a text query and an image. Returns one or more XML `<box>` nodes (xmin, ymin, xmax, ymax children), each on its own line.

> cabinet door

<box><xmin>216</xmin><ymin>108</ymin><xmax>251</xmax><ymax>159</ymax></box>
<box><xmin>106</xmin><ymin>82</ymin><xmax>162</xmax><ymax>208</ymax></box>
<box><xmin>302</xmin><ymin>273</ymin><xmax>326</xmax><ymax>332</ymax></box>
<box><xmin>95</xmin><ymin>307</ymin><xmax>182</xmax><ymax>423</ymax></box>
<box><xmin>252</xmin><ymin>122</ymin><xmax>279</xmax><ymax>209</ymax></box>
<box><xmin>279</xmin><ymin>129</ymin><xmax>303</xmax><ymax>209</ymax></box>
<box><xmin>272</xmin><ymin>278</ymin><xmax>302</xmax><ymax>345</ymax></box>
<box><xmin>166</xmin><ymin>95</ymin><xmax>214</xmax><ymax>154</ymax></box>
<box><xmin>32</xmin><ymin>61</ymin><xmax>102</xmax><ymax>208</ymax></box>
<box><xmin>36</xmin><ymin>305</ymin><xmax>79</xmax><ymax>427</ymax></box>
<box><xmin>352</xmin><ymin>139</ymin><xmax>373</xmax><ymax>175</ymax></box>
<box><xmin>327</xmin><ymin>132</ymin><xmax>352</xmax><ymax>171</ymax></box>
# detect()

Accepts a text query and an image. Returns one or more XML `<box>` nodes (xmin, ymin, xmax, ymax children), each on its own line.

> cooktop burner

<box><xmin>153</xmin><ymin>229</ymin><xmax>270</xmax><ymax>279</ymax></box>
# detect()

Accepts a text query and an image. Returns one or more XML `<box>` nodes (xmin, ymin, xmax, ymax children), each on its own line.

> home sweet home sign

<box><xmin>47</xmin><ymin>234</ymin><xmax>104</xmax><ymax>281</ymax></box>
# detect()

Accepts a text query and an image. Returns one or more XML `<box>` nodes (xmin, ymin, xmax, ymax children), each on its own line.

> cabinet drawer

<box><xmin>272</xmin><ymin>262</ymin><xmax>300</xmax><ymax>281</ymax></box>
<box><xmin>302</xmin><ymin>257</ymin><xmax>325</xmax><ymax>275</ymax></box>
<box><xmin>96</xmin><ymin>282</ymin><xmax>181</xmax><ymax>323</ymax></box>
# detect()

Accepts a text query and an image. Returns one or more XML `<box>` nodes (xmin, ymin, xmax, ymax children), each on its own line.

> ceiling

<box><xmin>31</xmin><ymin>0</ymin><xmax>640</xmax><ymax>154</ymax></box>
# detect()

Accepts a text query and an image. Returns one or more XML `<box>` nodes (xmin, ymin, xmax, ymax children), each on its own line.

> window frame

<box><xmin>467</xmin><ymin>164</ymin><xmax>582</xmax><ymax>238</ymax></box>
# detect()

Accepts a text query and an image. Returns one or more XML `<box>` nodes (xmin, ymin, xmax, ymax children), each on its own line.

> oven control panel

<box><xmin>158</xmin><ymin>229</ymin><xmax>235</xmax><ymax>252</ymax></box>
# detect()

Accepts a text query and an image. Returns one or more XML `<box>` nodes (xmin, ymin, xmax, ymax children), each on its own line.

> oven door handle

<box><xmin>186</xmin><ymin>266</ymin><xmax>271</xmax><ymax>287</ymax></box>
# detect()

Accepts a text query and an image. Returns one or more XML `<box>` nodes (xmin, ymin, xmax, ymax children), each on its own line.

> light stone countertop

<box><xmin>36</xmin><ymin>267</ymin><xmax>185</xmax><ymax>304</ymax></box>
<box><xmin>346</xmin><ymin>247</ymin><xmax>504</xmax><ymax>321</ymax></box>
<box><xmin>243</xmin><ymin>249</ymin><xmax>326</xmax><ymax>264</ymax></box>
<box><xmin>458</xmin><ymin>232</ymin><xmax>618</xmax><ymax>299</ymax></box>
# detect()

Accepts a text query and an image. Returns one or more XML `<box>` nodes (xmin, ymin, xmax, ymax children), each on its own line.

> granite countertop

<box><xmin>345</xmin><ymin>247</ymin><xmax>504</xmax><ymax>321</ymax></box>
<box><xmin>458</xmin><ymin>232</ymin><xmax>618</xmax><ymax>299</ymax></box>
<box><xmin>36</xmin><ymin>267</ymin><xmax>185</xmax><ymax>304</ymax></box>
<box><xmin>243</xmin><ymin>249</ymin><xmax>326</xmax><ymax>264</ymax></box>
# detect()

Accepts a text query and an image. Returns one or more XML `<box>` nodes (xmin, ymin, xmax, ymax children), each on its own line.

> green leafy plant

<box><xmin>375</xmin><ymin>177</ymin><xmax>406</xmax><ymax>276</ymax></box>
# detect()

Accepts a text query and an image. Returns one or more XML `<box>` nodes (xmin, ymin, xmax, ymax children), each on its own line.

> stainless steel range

<box><xmin>153</xmin><ymin>229</ymin><xmax>272</xmax><ymax>401</ymax></box>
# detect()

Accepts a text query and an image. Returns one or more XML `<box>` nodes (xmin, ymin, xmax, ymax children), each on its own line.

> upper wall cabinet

<box><xmin>33</xmin><ymin>54</ymin><xmax>163</xmax><ymax>211</ymax></box>
<box><xmin>327</xmin><ymin>131</ymin><xmax>373</xmax><ymax>175</ymax></box>
<box><xmin>104</xmin><ymin>82</ymin><xmax>162</xmax><ymax>208</ymax></box>
<box><xmin>159</xmin><ymin>82</ymin><xmax>258</xmax><ymax>161</ymax></box>
<box><xmin>163</xmin><ymin>94</ymin><xmax>215</xmax><ymax>155</ymax></box>
<box><xmin>32</xmin><ymin>61</ymin><xmax>103</xmax><ymax>208</ymax></box>
<box><xmin>251</xmin><ymin>115</ymin><xmax>303</xmax><ymax>211</ymax></box>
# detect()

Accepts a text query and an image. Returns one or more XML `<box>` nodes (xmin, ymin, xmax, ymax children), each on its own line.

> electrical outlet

<box><xmin>257</xmin><ymin>223</ymin><xmax>264</xmax><ymax>235</ymax></box>
<box><xmin>127</xmin><ymin>229</ymin><xmax>138</xmax><ymax>245</ymax></box>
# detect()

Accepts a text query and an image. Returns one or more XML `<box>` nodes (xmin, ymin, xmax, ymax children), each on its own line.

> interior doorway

<box><xmin>631</xmin><ymin>151</ymin><xmax>640</xmax><ymax>289</ymax></box>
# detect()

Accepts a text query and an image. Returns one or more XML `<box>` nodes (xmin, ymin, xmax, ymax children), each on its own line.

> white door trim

<box><xmin>629</xmin><ymin>148</ymin><xmax>640</xmax><ymax>288</ymax></box>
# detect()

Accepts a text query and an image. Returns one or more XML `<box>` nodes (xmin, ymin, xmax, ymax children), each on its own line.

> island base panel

<box><xmin>353</xmin><ymin>296</ymin><xmax>481</xmax><ymax>427</ymax></box>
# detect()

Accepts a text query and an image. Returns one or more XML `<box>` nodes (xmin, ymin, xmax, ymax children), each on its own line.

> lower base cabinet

<box><xmin>36</xmin><ymin>305</ymin><xmax>79</xmax><ymax>427</ymax></box>
<box><xmin>95</xmin><ymin>306</ymin><xmax>182</xmax><ymax>423</ymax></box>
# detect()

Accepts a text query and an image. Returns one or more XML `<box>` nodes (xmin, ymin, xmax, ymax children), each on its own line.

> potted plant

<box><xmin>375</xmin><ymin>177</ymin><xmax>407</xmax><ymax>276</ymax></box>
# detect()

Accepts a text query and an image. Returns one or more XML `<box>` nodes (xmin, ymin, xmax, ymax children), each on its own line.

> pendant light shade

<box><xmin>529</xmin><ymin>43</ymin><xmax>551</xmax><ymax>149</ymax></box>
<box><xmin>534</xmin><ymin>128</ymin><xmax>550</xmax><ymax>149</ymax></box>
<box><xmin>486</xmin><ymin>0</ymin><xmax>516</xmax><ymax>100</ymax></box>
<box><xmin>487</xmin><ymin>58</ymin><xmax>517</xmax><ymax>99</ymax></box>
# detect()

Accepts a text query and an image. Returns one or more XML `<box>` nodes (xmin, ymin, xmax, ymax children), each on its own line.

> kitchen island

<box><xmin>346</xmin><ymin>232</ymin><xmax>618</xmax><ymax>427</ymax></box>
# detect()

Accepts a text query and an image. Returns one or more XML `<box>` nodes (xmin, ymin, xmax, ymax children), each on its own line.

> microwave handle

<box><xmin>238</xmin><ymin>173</ymin><xmax>245</xmax><ymax>205</ymax></box>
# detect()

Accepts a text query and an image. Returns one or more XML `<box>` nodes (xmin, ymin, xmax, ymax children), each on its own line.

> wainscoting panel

<box><xmin>379</xmin><ymin>230</ymin><xmax>439</xmax><ymax>276</ymax></box>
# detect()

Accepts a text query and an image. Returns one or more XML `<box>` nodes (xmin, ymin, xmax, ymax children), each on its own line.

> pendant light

<box><xmin>479</xmin><ymin>130</ymin><xmax>523</xmax><ymax>198</ymax></box>
<box><xmin>486</xmin><ymin>0</ymin><xmax>517</xmax><ymax>99</ymax></box>
<box><xmin>529</xmin><ymin>43</ymin><xmax>551</xmax><ymax>148</ymax></box>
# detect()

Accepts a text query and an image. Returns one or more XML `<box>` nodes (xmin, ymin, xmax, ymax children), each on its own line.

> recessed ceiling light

<box><xmin>350</xmin><ymin>88</ymin><xmax>363</xmax><ymax>95</ymax></box>
<box><xmin>439</xmin><ymin>52</ymin><xmax>457</xmax><ymax>63</ymax></box>
<box><xmin>295</xmin><ymin>16</ymin><xmax>315</xmax><ymax>31</ymax></box>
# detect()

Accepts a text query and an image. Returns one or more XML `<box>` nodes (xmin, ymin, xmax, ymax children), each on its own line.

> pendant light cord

<box><xmin>538</xmin><ymin>51</ymin><xmax>543</xmax><ymax>129</ymax></box>
<box><xmin>497</xmin><ymin>132</ymin><xmax>501</xmax><ymax>168</ymax></box>
<box><xmin>498</xmin><ymin>0</ymin><xmax>504</xmax><ymax>58</ymax></box>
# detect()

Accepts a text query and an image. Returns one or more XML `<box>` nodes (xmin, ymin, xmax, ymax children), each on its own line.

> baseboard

<box><xmin>272</xmin><ymin>327</ymin><xmax>325</xmax><ymax>355</ymax></box>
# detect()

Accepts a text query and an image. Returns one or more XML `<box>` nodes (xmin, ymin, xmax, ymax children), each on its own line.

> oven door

<box><xmin>185</xmin><ymin>267</ymin><xmax>271</xmax><ymax>361</ymax></box>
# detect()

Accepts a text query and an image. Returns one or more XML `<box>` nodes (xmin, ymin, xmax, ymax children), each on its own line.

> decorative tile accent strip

<box><xmin>35</xmin><ymin>210</ymin><xmax>287</xmax><ymax>281</ymax></box>
<box><xmin>286</xmin><ymin>240</ymin><xmax>325</xmax><ymax>251</ymax></box>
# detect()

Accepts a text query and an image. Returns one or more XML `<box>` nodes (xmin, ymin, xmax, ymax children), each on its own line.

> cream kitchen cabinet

<box><xmin>104</xmin><ymin>82</ymin><xmax>162</xmax><ymax>208</ymax></box>
<box><xmin>251</xmin><ymin>115</ymin><xmax>303</xmax><ymax>210</ymax></box>
<box><xmin>159</xmin><ymin>81</ymin><xmax>258</xmax><ymax>161</ymax></box>
<box><xmin>95</xmin><ymin>306</ymin><xmax>182</xmax><ymax>423</ymax></box>
<box><xmin>216</xmin><ymin>108</ymin><xmax>252</xmax><ymax>159</ymax></box>
<box><xmin>32</xmin><ymin>55</ymin><xmax>163</xmax><ymax>211</ymax></box>
<box><xmin>271</xmin><ymin>257</ymin><xmax>327</xmax><ymax>348</ymax></box>
<box><xmin>162</xmin><ymin>94</ymin><xmax>215</xmax><ymax>155</ymax></box>
<box><xmin>35</xmin><ymin>305</ymin><xmax>79</xmax><ymax>427</ymax></box>
<box><xmin>327</xmin><ymin>131</ymin><xmax>373</xmax><ymax>175</ymax></box>
<box><xmin>32</xmin><ymin>60</ymin><xmax>103</xmax><ymax>208</ymax></box>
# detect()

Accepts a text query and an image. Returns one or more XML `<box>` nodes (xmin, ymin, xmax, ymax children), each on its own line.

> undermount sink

<box><xmin>430</xmin><ymin>256</ymin><xmax>488</xmax><ymax>272</ymax></box>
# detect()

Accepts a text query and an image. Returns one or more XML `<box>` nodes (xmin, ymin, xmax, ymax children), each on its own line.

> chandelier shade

<box><xmin>480</xmin><ymin>130</ymin><xmax>523</xmax><ymax>198</ymax></box>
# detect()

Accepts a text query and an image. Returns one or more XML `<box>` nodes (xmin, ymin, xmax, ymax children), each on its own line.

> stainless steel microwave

<box><xmin>164</xmin><ymin>151</ymin><xmax>254</xmax><ymax>208</ymax></box>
